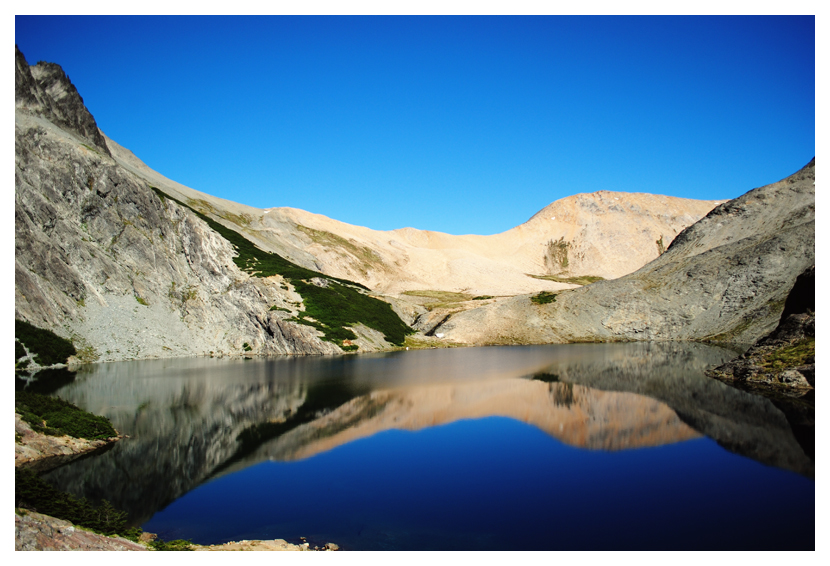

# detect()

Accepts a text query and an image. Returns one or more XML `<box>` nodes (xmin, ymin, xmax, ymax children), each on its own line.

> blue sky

<box><xmin>15</xmin><ymin>16</ymin><xmax>815</xmax><ymax>235</ymax></box>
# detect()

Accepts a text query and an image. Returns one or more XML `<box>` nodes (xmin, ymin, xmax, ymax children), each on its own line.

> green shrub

<box><xmin>531</xmin><ymin>291</ymin><xmax>558</xmax><ymax>305</ymax></box>
<box><xmin>150</xmin><ymin>539</ymin><xmax>194</xmax><ymax>551</ymax></box>
<box><xmin>15</xmin><ymin>341</ymin><xmax>27</xmax><ymax>361</ymax></box>
<box><xmin>15</xmin><ymin>390</ymin><xmax>117</xmax><ymax>440</ymax></box>
<box><xmin>472</xmin><ymin>295</ymin><xmax>493</xmax><ymax>300</ymax></box>
<box><xmin>292</xmin><ymin>279</ymin><xmax>411</xmax><ymax>347</ymax></box>
<box><xmin>242</xmin><ymin>342</ymin><xmax>252</xmax><ymax>352</ymax></box>
<box><xmin>15</xmin><ymin>319</ymin><xmax>77</xmax><ymax>366</ymax></box>
<box><xmin>15</xmin><ymin>468</ymin><xmax>140</xmax><ymax>539</ymax></box>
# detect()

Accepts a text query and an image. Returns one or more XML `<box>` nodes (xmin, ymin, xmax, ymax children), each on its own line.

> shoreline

<box><xmin>13</xmin><ymin>420</ymin><xmax>338</xmax><ymax>551</ymax></box>
<box><xmin>14</xmin><ymin>412</ymin><xmax>121</xmax><ymax>473</ymax></box>
<box><xmin>15</xmin><ymin>509</ymin><xmax>336</xmax><ymax>551</ymax></box>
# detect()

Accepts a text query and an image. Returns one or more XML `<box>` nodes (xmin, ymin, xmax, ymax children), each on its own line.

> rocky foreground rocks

<box><xmin>15</xmin><ymin>510</ymin><xmax>335</xmax><ymax>551</ymax></box>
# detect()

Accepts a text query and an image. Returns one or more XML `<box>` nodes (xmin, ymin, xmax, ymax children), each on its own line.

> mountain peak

<box><xmin>15</xmin><ymin>46</ymin><xmax>111</xmax><ymax>157</ymax></box>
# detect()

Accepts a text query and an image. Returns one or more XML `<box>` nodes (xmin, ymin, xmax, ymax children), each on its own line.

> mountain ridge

<box><xmin>15</xmin><ymin>46</ymin><xmax>812</xmax><ymax>363</ymax></box>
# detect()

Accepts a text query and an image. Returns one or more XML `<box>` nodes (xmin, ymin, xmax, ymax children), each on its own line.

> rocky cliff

<box><xmin>438</xmin><ymin>159</ymin><xmax>815</xmax><ymax>346</ymax></box>
<box><xmin>15</xmin><ymin>46</ymin><xmax>401</xmax><ymax>361</ymax></box>
<box><xmin>707</xmin><ymin>265</ymin><xmax>815</xmax><ymax>395</ymax></box>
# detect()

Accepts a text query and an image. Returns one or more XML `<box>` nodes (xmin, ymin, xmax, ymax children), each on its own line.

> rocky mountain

<box><xmin>15</xmin><ymin>46</ymin><xmax>407</xmax><ymax>361</ymax></box>
<box><xmin>438</xmin><ymin>159</ymin><xmax>815</xmax><ymax>346</ymax></box>
<box><xmin>102</xmin><ymin>121</ymin><xmax>720</xmax><ymax>299</ymax></box>
<box><xmin>15</xmin><ymin>45</ymin><xmax>811</xmax><ymax>363</ymax></box>
<box><xmin>252</xmin><ymin>191</ymin><xmax>719</xmax><ymax>297</ymax></box>
<box><xmin>14</xmin><ymin>46</ymin><xmax>111</xmax><ymax>157</ymax></box>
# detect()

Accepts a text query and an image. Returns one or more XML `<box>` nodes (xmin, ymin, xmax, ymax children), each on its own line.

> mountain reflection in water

<box><xmin>37</xmin><ymin>343</ymin><xmax>814</xmax><ymax>549</ymax></box>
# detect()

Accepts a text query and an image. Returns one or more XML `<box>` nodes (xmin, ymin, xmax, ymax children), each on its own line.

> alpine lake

<box><xmin>21</xmin><ymin>342</ymin><xmax>814</xmax><ymax>551</ymax></box>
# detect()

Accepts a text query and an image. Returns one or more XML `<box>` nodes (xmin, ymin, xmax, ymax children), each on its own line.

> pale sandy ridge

<box><xmin>105</xmin><ymin>134</ymin><xmax>721</xmax><ymax>298</ymax></box>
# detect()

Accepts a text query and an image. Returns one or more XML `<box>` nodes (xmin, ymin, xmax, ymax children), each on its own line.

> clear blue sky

<box><xmin>15</xmin><ymin>16</ymin><xmax>815</xmax><ymax>235</ymax></box>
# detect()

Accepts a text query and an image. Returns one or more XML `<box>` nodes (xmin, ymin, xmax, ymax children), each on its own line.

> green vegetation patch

<box><xmin>472</xmin><ymin>295</ymin><xmax>494</xmax><ymax>300</ymax></box>
<box><xmin>761</xmin><ymin>338</ymin><xmax>815</xmax><ymax>371</ymax></box>
<box><xmin>151</xmin><ymin>187</ymin><xmax>411</xmax><ymax>348</ymax></box>
<box><xmin>15</xmin><ymin>319</ymin><xmax>77</xmax><ymax>367</ymax></box>
<box><xmin>15</xmin><ymin>468</ymin><xmax>140</xmax><ymax>539</ymax></box>
<box><xmin>706</xmin><ymin>316</ymin><xmax>756</xmax><ymax>343</ymax></box>
<box><xmin>150</xmin><ymin>539</ymin><xmax>194</xmax><ymax>551</ymax></box>
<box><xmin>527</xmin><ymin>274</ymin><xmax>604</xmax><ymax>286</ymax></box>
<box><xmin>401</xmin><ymin>290</ymin><xmax>475</xmax><ymax>310</ymax></box>
<box><xmin>15</xmin><ymin>390</ymin><xmax>117</xmax><ymax>440</ymax></box>
<box><xmin>292</xmin><ymin>280</ymin><xmax>411</xmax><ymax>346</ymax></box>
<box><xmin>402</xmin><ymin>290</ymin><xmax>473</xmax><ymax>301</ymax></box>
<box><xmin>531</xmin><ymin>291</ymin><xmax>558</xmax><ymax>305</ymax></box>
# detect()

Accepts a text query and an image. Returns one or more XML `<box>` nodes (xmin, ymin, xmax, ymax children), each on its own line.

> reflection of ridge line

<box><xmin>207</xmin><ymin>380</ymin><xmax>368</xmax><ymax>479</ymax></box>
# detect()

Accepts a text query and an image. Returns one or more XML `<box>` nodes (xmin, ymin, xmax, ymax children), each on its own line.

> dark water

<box><xmin>33</xmin><ymin>343</ymin><xmax>814</xmax><ymax>550</ymax></box>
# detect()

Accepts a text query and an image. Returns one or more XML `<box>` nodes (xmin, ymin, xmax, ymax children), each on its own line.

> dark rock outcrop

<box><xmin>15</xmin><ymin>45</ymin><xmax>111</xmax><ymax>157</ymax></box>
<box><xmin>707</xmin><ymin>265</ymin><xmax>815</xmax><ymax>394</ymax></box>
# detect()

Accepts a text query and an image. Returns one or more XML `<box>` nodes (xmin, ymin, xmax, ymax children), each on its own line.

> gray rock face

<box><xmin>15</xmin><ymin>46</ymin><xmax>111</xmax><ymax>157</ymax></box>
<box><xmin>442</xmin><ymin>159</ymin><xmax>815</xmax><ymax>346</ymax></box>
<box><xmin>15</xmin><ymin>48</ymin><xmax>347</xmax><ymax>361</ymax></box>
<box><xmin>707</xmin><ymin>265</ymin><xmax>815</xmax><ymax>394</ymax></box>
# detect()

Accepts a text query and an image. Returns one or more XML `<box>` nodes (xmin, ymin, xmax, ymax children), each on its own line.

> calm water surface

<box><xmin>31</xmin><ymin>343</ymin><xmax>814</xmax><ymax>550</ymax></box>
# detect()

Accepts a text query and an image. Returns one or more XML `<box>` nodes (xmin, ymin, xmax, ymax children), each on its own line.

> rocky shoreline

<box><xmin>14</xmin><ymin>418</ymin><xmax>339</xmax><ymax>551</ymax></box>
<box><xmin>15</xmin><ymin>509</ymin><xmax>337</xmax><ymax>551</ymax></box>
<box><xmin>706</xmin><ymin>266</ymin><xmax>815</xmax><ymax>397</ymax></box>
<box><xmin>14</xmin><ymin>412</ymin><xmax>121</xmax><ymax>473</ymax></box>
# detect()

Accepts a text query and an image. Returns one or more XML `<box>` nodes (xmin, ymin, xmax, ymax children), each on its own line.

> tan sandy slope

<box><xmin>106</xmin><ymin>135</ymin><xmax>721</xmax><ymax>299</ymax></box>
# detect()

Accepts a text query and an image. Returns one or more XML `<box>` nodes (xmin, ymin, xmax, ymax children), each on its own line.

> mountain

<box><xmin>16</xmin><ymin>46</ymin><xmax>808</xmax><ymax>363</ymax></box>
<box><xmin>14</xmin><ymin>46</ymin><xmax>721</xmax><ymax>362</ymax></box>
<box><xmin>438</xmin><ymin>159</ymin><xmax>815</xmax><ymax>346</ymax></box>
<box><xmin>15</xmin><ymin>46</ymin><xmax>400</xmax><ymax>361</ymax></box>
